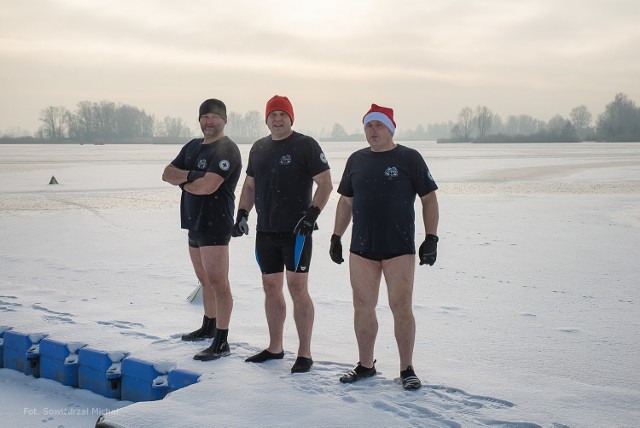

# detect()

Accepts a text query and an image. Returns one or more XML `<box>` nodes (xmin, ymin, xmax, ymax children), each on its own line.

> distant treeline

<box><xmin>322</xmin><ymin>93</ymin><xmax>640</xmax><ymax>143</ymax></box>
<box><xmin>0</xmin><ymin>100</ymin><xmax>265</xmax><ymax>145</ymax></box>
<box><xmin>2</xmin><ymin>93</ymin><xmax>640</xmax><ymax>144</ymax></box>
<box><xmin>435</xmin><ymin>92</ymin><xmax>640</xmax><ymax>143</ymax></box>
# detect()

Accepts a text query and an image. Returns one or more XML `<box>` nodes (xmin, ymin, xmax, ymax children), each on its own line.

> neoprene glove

<box><xmin>231</xmin><ymin>209</ymin><xmax>249</xmax><ymax>237</ymax></box>
<box><xmin>187</xmin><ymin>169</ymin><xmax>206</xmax><ymax>182</ymax></box>
<box><xmin>419</xmin><ymin>234</ymin><xmax>439</xmax><ymax>266</ymax></box>
<box><xmin>329</xmin><ymin>234</ymin><xmax>344</xmax><ymax>264</ymax></box>
<box><xmin>293</xmin><ymin>206</ymin><xmax>321</xmax><ymax>236</ymax></box>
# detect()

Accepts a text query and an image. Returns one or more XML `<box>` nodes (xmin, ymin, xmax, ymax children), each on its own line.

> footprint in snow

<box><xmin>96</xmin><ymin>320</ymin><xmax>145</xmax><ymax>330</ymax></box>
<box><xmin>0</xmin><ymin>297</ymin><xmax>22</xmax><ymax>312</ymax></box>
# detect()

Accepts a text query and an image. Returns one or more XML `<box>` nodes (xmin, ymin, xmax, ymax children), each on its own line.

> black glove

<box><xmin>419</xmin><ymin>234</ymin><xmax>439</xmax><ymax>266</ymax></box>
<box><xmin>187</xmin><ymin>169</ymin><xmax>206</xmax><ymax>182</ymax></box>
<box><xmin>293</xmin><ymin>206</ymin><xmax>321</xmax><ymax>236</ymax></box>
<box><xmin>329</xmin><ymin>234</ymin><xmax>344</xmax><ymax>264</ymax></box>
<box><xmin>231</xmin><ymin>209</ymin><xmax>249</xmax><ymax>237</ymax></box>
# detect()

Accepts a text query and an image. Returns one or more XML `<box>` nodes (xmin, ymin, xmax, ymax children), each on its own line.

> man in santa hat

<box><xmin>330</xmin><ymin>103</ymin><xmax>440</xmax><ymax>390</ymax></box>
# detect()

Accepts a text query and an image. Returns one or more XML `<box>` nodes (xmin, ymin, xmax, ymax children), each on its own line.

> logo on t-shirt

<box><xmin>197</xmin><ymin>159</ymin><xmax>208</xmax><ymax>169</ymax></box>
<box><xmin>280</xmin><ymin>155</ymin><xmax>292</xmax><ymax>166</ymax></box>
<box><xmin>320</xmin><ymin>153</ymin><xmax>328</xmax><ymax>164</ymax></box>
<box><xmin>219</xmin><ymin>160</ymin><xmax>230</xmax><ymax>171</ymax></box>
<box><xmin>384</xmin><ymin>166</ymin><xmax>399</xmax><ymax>178</ymax></box>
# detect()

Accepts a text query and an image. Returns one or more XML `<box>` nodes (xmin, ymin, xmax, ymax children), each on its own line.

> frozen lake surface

<box><xmin>1</xmin><ymin>141</ymin><xmax>639</xmax><ymax>427</ymax></box>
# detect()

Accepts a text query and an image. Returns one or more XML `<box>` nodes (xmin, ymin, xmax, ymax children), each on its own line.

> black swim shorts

<box><xmin>255</xmin><ymin>231</ymin><xmax>312</xmax><ymax>274</ymax></box>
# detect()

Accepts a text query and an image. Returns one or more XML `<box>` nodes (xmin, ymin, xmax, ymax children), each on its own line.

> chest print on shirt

<box><xmin>197</xmin><ymin>158</ymin><xmax>208</xmax><ymax>170</ymax></box>
<box><xmin>280</xmin><ymin>155</ymin><xmax>292</xmax><ymax>166</ymax></box>
<box><xmin>384</xmin><ymin>166</ymin><xmax>399</xmax><ymax>178</ymax></box>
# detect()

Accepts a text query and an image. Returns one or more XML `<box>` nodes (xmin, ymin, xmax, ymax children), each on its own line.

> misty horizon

<box><xmin>1</xmin><ymin>1</ymin><xmax>639</xmax><ymax>137</ymax></box>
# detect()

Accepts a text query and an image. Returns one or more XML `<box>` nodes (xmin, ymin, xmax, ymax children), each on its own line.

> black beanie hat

<box><xmin>199</xmin><ymin>99</ymin><xmax>227</xmax><ymax>121</ymax></box>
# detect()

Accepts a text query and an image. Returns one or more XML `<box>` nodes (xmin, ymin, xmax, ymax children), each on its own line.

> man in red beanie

<box><xmin>232</xmin><ymin>95</ymin><xmax>333</xmax><ymax>373</ymax></box>
<box><xmin>330</xmin><ymin>103</ymin><xmax>440</xmax><ymax>390</ymax></box>
<box><xmin>162</xmin><ymin>98</ymin><xmax>242</xmax><ymax>361</ymax></box>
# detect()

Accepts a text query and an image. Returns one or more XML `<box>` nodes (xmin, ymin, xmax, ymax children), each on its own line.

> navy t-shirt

<box><xmin>337</xmin><ymin>144</ymin><xmax>438</xmax><ymax>254</ymax></box>
<box><xmin>171</xmin><ymin>136</ymin><xmax>241</xmax><ymax>233</ymax></box>
<box><xmin>246</xmin><ymin>131</ymin><xmax>330</xmax><ymax>232</ymax></box>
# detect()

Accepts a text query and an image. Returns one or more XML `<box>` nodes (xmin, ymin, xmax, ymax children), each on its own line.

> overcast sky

<box><xmin>1</xmin><ymin>0</ymin><xmax>639</xmax><ymax>135</ymax></box>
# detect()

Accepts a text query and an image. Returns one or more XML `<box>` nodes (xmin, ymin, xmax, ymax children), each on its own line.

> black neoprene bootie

<box><xmin>181</xmin><ymin>315</ymin><xmax>216</xmax><ymax>341</ymax></box>
<box><xmin>193</xmin><ymin>328</ymin><xmax>230</xmax><ymax>361</ymax></box>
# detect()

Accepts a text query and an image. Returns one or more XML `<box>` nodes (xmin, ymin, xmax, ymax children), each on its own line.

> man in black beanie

<box><xmin>162</xmin><ymin>98</ymin><xmax>241</xmax><ymax>361</ymax></box>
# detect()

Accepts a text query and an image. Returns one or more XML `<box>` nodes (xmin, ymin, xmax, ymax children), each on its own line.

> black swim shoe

<box><xmin>400</xmin><ymin>365</ymin><xmax>422</xmax><ymax>390</ymax></box>
<box><xmin>193</xmin><ymin>340</ymin><xmax>230</xmax><ymax>361</ymax></box>
<box><xmin>181</xmin><ymin>315</ymin><xmax>216</xmax><ymax>341</ymax></box>
<box><xmin>193</xmin><ymin>329</ymin><xmax>230</xmax><ymax>361</ymax></box>
<box><xmin>245</xmin><ymin>349</ymin><xmax>285</xmax><ymax>363</ymax></box>
<box><xmin>291</xmin><ymin>357</ymin><xmax>313</xmax><ymax>373</ymax></box>
<box><xmin>339</xmin><ymin>361</ymin><xmax>376</xmax><ymax>383</ymax></box>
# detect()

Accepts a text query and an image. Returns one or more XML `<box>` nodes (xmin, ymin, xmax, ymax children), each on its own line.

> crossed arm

<box><xmin>162</xmin><ymin>164</ymin><xmax>224</xmax><ymax>195</ymax></box>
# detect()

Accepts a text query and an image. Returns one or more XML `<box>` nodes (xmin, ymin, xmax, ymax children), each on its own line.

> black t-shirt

<box><xmin>246</xmin><ymin>131</ymin><xmax>330</xmax><ymax>232</ymax></box>
<box><xmin>171</xmin><ymin>136</ymin><xmax>242</xmax><ymax>232</ymax></box>
<box><xmin>337</xmin><ymin>144</ymin><xmax>438</xmax><ymax>254</ymax></box>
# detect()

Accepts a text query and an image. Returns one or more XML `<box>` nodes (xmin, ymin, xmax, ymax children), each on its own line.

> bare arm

<box><xmin>236</xmin><ymin>176</ymin><xmax>256</xmax><ymax>213</ymax></box>
<box><xmin>182</xmin><ymin>172</ymin><xmax>225</xmax><ymax>195</ymax></box>
<box><xmin>333</xmin><ymin>195</ymin><xmax>353</xmax><ymax>237</ymax></box>
<box><xmin>163</xmin><ymin>163</ymin><xmax>225</xmax><ymax>195</ymax></box>
<box><xmin>310</xmin><ymin>170</ymin><xmax>333</xmax><ymax>211</ymax></box>
<box><xmin>162</xmin><ymin>164</ymin><xmax>188</xmax><ymax>186</ymax></box>
<box><xmin>420</xmin><ymin>191</ymin><xmax>439</xmax><ymax>236</ymax></box>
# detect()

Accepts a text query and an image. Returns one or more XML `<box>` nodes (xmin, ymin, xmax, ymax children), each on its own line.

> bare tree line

<box><xmin>2</xmin><ymin>93</ymin><xmax>640</xmax><ymax>143</ymax></box>
<box><xmin>35</xmin><ymin>101</ymin><xmax>187</xmax><ymax>143</ymax></box>
<box><xmin>321</xmin><ymin>92</ymin><xmax>640</xmax><ymax>143</ymax></box>
<box><xmin>420</xmin><ymin>93</ymin><xmax>639</xmax><ymax>143</ymax></box>
<box><xmin>29</xmin><ymin>100</ymin><xmax>268</xmax><ymax>144</ymax></box>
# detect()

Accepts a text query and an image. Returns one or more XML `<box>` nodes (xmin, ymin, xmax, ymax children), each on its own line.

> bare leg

<box><xmin>189</xmin><ymin>246</ymin><xmax>216</xmax><ymax>319</ymax></box>
<box><xmin>194</xmin><ymin>246</ymin><xmax>233</xmax><ymax>329</ymax></box>
<box><xmin>382</xmin><ymin>254</ymin><xmax>416</xmax><ymax>370</ymax></box>
<box><xmin>349</xmin><ymin>253</ymin><xmax>382</xmax><ymax>368</ymax></box>
<box><xmin>286</xmin><ymin>271</ymin><xmax>314</xmax><ymax>358</ymax></box>
<box><xmin>261</xmin><ymin>272</ymin><xmax>286</xmax><ymax>353</ymax></box>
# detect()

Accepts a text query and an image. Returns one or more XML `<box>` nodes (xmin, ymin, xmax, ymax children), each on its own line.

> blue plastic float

<box><xmin>0</xmin><ymin>327</ymin><xmax>201</xmax><ymax>403</ymax></box>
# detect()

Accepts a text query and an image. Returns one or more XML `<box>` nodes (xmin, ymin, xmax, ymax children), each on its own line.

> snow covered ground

<box><xmin>1</xmin><ymin>141</ymin><xmax>639</xmax><ymax>427</ymax></box>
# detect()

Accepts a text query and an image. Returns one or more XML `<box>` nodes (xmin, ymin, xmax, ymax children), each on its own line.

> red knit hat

<box><xmin>363</xmin><ymin>103</ymin><xmax>396</xmax><ymax>135</ymax></box>
<box><xmin>265</xmin><ymin>95</ymin><xmax>294</xmax><ymax>125</ymax></box>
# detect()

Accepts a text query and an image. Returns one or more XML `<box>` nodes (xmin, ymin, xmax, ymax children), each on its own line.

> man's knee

<box><xmin>262</xmin><ymin>278</ymin><xmax>284</xmax><ymax>296</ymax></box>
<box><xmin>287</xmin><ymin>280</ymin><xmax>309</xmax><ymax>299</ymax></box>
<box><xmin>389</xmin><ymin>296</ymin><xmax>413</xmax><ymax>314</ymax></box>
<box><xmin>202</xmin><ymin>275</ymin><xmax>228</xmax><ymax>291</ymax></box>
